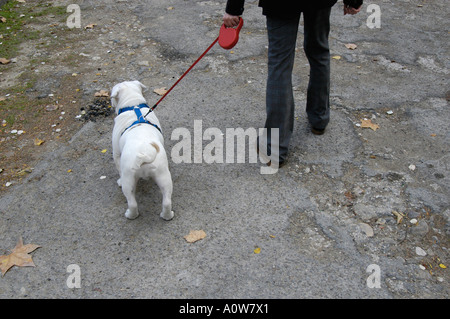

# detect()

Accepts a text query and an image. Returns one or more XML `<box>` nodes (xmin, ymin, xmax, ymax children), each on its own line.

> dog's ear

<box><xmin>111</xmin><ymin>84</ymin><xmax>121</xmax><ymax>99</ymax></box>
<box><xmin>132</xmin><ymin>80</ymin><xmax>148</xmax><ymax>91</ymax></box>
<box><xmin>110</xmin><ymin>83</ymin><xmax>122</xmax><ymax>109</ymax></box>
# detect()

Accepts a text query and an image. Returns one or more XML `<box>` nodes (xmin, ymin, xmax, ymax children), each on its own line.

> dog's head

<box><xmin>111</xmin><ymin>80</ymin><xmax>148</xmax><ymax>113</ymax></box>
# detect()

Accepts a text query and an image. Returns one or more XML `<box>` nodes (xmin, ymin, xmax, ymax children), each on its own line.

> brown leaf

<box><xmin>0</xmin><ymin>17</ymin><xmax>6</xmax><ymax>23</ymax></box>
<box><xmin>153</xmin><ymin>87</ymin><xmax>167</xmax><ymax>96</ymax></box>
<box><xmin>392</xmin><ymin>211</ymin><xmax>405</xmax><ymax>224</ymax></box>
<box><xmin>345</xmin><ymin>43</ymin><xmax>358</xmax><ymax>50</ymax></box>
<box><xmin>184</xmin><ymin>230</ymin><xmax>206</xmax><ymax>243</ymax></box>
<box><xmin>84</xmin><ymin>23</ymin><xmax>97</xmax><ymax>29</ymax></box>
<box><xmin>94</xmin><ymin>90</ymin><xmax>109</xmax><ymax>97</ymax></box>
<box><xmin>0</xmin><ymin>58</ymin><xmax>11</xmax><ymax>65</ymax></box>
<box><xmin>0</xmin><ymin>237</ymin><xmax>41</xmax><ymax>276</ymax></box>
<box><xmin>360</xmin><ymin>119</ymin><xmax>380</xmax><ymax>131</ymax></box>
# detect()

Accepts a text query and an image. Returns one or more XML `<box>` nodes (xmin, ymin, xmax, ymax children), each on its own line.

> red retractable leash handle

<box><xmin>218</xmin><ymin>17</ymin><xmax>244</xmax><ymax>50</ymax></box>
<box><xmin>146</xmin><ymin>18</ymin><xmax>244</xmax><ymax>115</ymax></box>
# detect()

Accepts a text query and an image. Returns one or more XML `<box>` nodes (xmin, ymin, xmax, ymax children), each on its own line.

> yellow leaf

<box><xmin>67</xmin><ymin>169</ymin><xmax>72</xmax><ymax>173</ymax></box>
<box><xmin>332</xmin><ymin>55</ymin><xmax>341</xmax><ymax>60</ymax></box>
<box><xmin>101</xmin><ymin>149</ymin><xmax>107</xmax><ymax>153</ymax></box>
<box><xmin>254</xmin><ymin>247</ymin><xmax>261</xmax><ymax>254</ymax></box>
<box><xmin>439</xmin><ymin>263</ymin><xmax>447</xmax><ymax>269</ymax></box>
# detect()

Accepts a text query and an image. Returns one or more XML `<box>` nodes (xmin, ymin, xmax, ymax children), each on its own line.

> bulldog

<box><xmin>111</xmin><ymin>80</ymin><xmax>174</xmax><ymax>221</ymax></box>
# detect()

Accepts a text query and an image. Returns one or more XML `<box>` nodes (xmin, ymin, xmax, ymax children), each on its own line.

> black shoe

<box><xmin>311</xmin><ymin>127</ymin><xmax>325</xmax><ymax>135</ymax></box>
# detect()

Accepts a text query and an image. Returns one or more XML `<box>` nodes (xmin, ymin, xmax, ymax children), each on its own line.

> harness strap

<box><xmin>118</xmin><ymin>104</ymin><xmax>162</xmax><ymax>135</ymax></box>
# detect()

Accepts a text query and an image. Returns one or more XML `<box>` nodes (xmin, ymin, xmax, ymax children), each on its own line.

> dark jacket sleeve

<box><xmin>225</xmin><ymin>0</ymin><xmax>245</xmax><ymax>16</ymax></box>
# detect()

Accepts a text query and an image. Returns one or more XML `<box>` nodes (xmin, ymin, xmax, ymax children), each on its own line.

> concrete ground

<box><xmin>0</xmin><ymin>0</ymin><xmax>448</xmax><ymax>299</ymax></box>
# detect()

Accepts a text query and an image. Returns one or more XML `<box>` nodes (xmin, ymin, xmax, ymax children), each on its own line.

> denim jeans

<box><xmin>264</xmin><ymin>7</ymin><xmax>331</xmax><ymax>162</ymax></box>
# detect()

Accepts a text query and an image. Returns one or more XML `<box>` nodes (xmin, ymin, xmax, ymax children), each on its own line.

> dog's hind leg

<box><xmin>121</xmin><ymin>174</ymin><xmax>139</xmax><ymax>219</ymax></box>
<box><xmin>154</xmin><ymin>168</ymin><xmax>174</xmax><ymax>221</ymax></box>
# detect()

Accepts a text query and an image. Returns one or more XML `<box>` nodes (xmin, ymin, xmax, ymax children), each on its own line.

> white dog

<box><xmin>111</xmin><ymin>80</ymin><xmax>174</xmax><ymax>221</ymax></box>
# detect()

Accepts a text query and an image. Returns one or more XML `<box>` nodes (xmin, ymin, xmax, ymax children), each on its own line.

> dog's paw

<box><xmin>125</xmin><ymin>209</ymin><xmax>139</xmax><ymax>220</ymax></box>
<box><xmin>117</xmin><ymin>178</ymin><xmax>122</xmax><ymax>187</ymax></box>
<box><xmin>160</xmin><ymin>210</ymin><xmax>174</xmax><ymax>221</ymax></box>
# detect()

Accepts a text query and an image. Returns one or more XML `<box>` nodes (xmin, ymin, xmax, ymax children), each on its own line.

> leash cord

<box><xmin>145</xmin><ymin>36</ymin><xmax>219</xmax><ymax>117</ymax></box>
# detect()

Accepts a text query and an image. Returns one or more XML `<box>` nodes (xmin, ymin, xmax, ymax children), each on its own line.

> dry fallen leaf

<box><xmin>0</xmin><ymin>17</ymin><xmax>6</xmax><ymax>23</ymax></box>
<box><xmin>94</xmin><ymin>90</ymin><xmax>109</xmax><ymax>97</ymax></box>
<box><xmin>0</xmin><ymin>58</ymin><xmax>11</xmax><ymax>64</ymax></box>
<box><xmin>34</xmin><ymin>138</ymin><xmax>45</xmax><ymax>146</ymax></box>
<box><xmin>153</xmin><ymin>87</ymin><xmax>167</xmax><ymax>96</ymax></box>
<box><xmin>345</xmin><ymin>43</ymin><xmax>357</xmax><ymax>50</ymax></box>
<box><xmin>332</xmin><ymin>55</ymin><xmax>341</xmax><ymax>60</ymax></box>
<box><xmin>360</xmin><ymin>119</ymin><xmax>380</xmax><ymax>131</ymax></box>
<box><xmin>254</xmin><ymin>247</ymin><xmax>261</xmax><ymax>254</ymax></box>
<box><xmin>392</xmin><ymin>211</ymin><xmax>405</xmax><ymax>224</ymax></box>
<box><xmin>184</xmin><ymin>230</ymin><xmax>206</xmax><ymax>243</ymax></box>
<box><xmin>0</xmin><ymin>237</ymin><xmax>40</xmax><ymax>276</ymax></box>
<box><xmin>85</xmin><ymin>23</ymin><xmax>97</xmax><ymax>29</ymax></box>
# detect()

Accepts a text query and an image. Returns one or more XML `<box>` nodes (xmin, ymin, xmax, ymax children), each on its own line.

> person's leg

<box><xmin>264</xmin><ymin>14</ymin><xmax>301</xmax><ymax>163</ymax></box>
<box><xmin>303</xmin><ymin>7</ymin><xmax>332</xmax><ymax>132</ymax></box>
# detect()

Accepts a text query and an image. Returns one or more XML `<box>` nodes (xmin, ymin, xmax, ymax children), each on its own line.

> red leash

<box><xmin>146</xmin><ymin>18</ymin><xmax>243</xmax><ymax>116</ymax></box>
<box><xmin>150</xmin><ymin>36</ymin><xmax>219</xmax><ymax>112</ymax></box>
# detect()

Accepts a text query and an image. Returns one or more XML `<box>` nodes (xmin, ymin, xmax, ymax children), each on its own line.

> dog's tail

<box><xmin>135</xmin><ymin>142</ymin><xmax>160</xmax><ymax>169</ymax></box>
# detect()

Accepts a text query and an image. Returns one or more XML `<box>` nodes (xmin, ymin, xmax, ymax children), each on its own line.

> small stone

<box><xmin>408</xmin><ymin>164</ymin><xmax>416</xmax><ymax>171</ymax></box>
<box><xmin>138</xmin><ymin>60</ymin><xmax>150</xmax><ymax>66</ymax></box>
<box><xmin>415</xmin><ymin>246</ymin><xmax>427</xmax><ymax>256</ymax></box>
<box><xmin>359</xmin><ymin>223</ymin><xmax>374</xmax><ymax>237</ymax></box>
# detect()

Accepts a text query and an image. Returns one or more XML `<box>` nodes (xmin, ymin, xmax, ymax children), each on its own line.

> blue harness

<box><xmin>118</xmin><ymin>103</ymin><xmax>162</xmax><ymax>135</ymax></box>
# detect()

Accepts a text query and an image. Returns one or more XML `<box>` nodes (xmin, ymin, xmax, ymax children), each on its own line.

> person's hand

<box><xmin>344</xmin><ymin>5</ymin><xmax>362</xmax><ymax>15</ymax></box>
<box><xmin>223</xmin><ymin>13</ymin><xmax>240</xmax><ymax>27</ymax></box>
